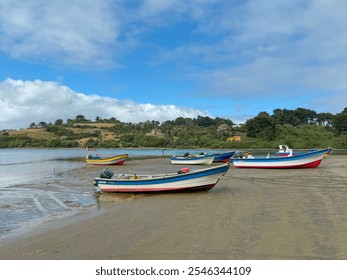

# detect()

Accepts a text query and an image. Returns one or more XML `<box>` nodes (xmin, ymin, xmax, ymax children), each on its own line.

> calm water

<box><xmin>0</xmin><ymin>148</ymin><xmax>220</xmax><ymax>242</ymax></box>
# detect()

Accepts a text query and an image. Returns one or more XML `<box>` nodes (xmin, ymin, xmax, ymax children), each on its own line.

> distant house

<box><xmin>227</xmin><ymin>135</ymin><xmax>242</xmax><ymax>141</ymax></box>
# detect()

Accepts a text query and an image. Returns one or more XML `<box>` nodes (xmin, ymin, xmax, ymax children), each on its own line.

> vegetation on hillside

<box><xmin>1</xmin><ymin>108</ymin><xmax>346</xmax><ymax>149</ymax></box>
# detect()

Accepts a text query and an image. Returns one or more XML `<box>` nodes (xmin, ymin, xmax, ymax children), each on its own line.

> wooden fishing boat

<box><xmin>231</xmin><ymin>147</ymin><xmax>332</xmax><ymax>169</ymax></box>
<box><xmin>86</xmin><ymin>154</ymin><xmax>128</xmax><ymax>166</ymax></box>
<box><xmin>169</xmin><ymin>153</ymin><xmax>215</xmax><ymax>165</ymax></box>
<box><xmin>94</xmin><ymin>163</ymin><xmax>230</xmax><ymax>193</ymax></box>
<box><xmin>85</xmin><ymin>148</ymin><xmax>128</xmax><ymax>166</ymax></box>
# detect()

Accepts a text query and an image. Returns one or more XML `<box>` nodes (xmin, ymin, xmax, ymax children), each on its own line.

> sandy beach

<box><xmin>0</xmin><ymin>155</ymin><xmax>347</xmax><ymax>260</ymax></box>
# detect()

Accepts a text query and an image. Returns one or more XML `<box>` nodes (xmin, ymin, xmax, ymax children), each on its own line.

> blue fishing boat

<box><xmin>94</xmin><ymin>163</ymin><xmax>230</xmax><ymax>193</ymax></box>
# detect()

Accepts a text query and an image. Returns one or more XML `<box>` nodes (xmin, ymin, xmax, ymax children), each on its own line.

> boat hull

<box><xmin>94</xmin><ymin>163</ymin><xmax>229</xmax><ymax>193</ymax></box>
<box><xmin>212</xmin><ymin>151</ymin><xmax>235</xmax><ymax>162</ymax></box>
<box><xmin>86</xmin><ymin>154</ymin><xmax>128</xmax><ymax>166</ymax></box>
<box><xmin>232</xmin><ymin>148</ymin><xmax>331</xmax><ymax>169</ymax></box>
<box><xmin>169</xmin><ymin>155</ymin><xmax>215</xmax><ymax>165</ymax></box>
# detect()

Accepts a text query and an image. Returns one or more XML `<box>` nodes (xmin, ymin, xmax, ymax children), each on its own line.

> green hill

<box><xmin>1</xmin><ymin>107</ymin><xmax>347</xmax><ymax>149</ymax></box>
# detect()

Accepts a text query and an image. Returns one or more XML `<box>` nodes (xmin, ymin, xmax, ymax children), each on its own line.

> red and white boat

<box><xmin>231</xmin><ymin>147</ymin><xmax>332</xmax><ymax>169</ymax></box>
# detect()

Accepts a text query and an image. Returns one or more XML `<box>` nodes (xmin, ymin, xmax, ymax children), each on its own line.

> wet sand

<box><xmin>0</xmin><ymin>155</ymin><xmax>347</xmax><ymax>260</ymax></box>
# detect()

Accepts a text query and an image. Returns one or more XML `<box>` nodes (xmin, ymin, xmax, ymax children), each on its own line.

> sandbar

<box><xmin>0</xmin><ymin>156</ymin><xmax>347</xmax><ymax>260</ymax></box>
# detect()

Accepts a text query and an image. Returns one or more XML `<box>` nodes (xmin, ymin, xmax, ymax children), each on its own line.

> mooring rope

<box><xmin>127</xmin><ymin>155</ymin><xmax>151</xmax><ymax>165</ymax></box>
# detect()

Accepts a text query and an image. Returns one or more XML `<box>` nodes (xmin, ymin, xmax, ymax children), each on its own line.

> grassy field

<box><xmin>7</xmin><ymin>123</ymin><xmax>116</xmax><ymax>147</ymax></box>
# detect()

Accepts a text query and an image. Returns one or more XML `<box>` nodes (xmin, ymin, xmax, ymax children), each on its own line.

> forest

<box><xmin>1</xmin><ymin>107</ymin><xmax>347</xmax><ymax>149</ymax></box>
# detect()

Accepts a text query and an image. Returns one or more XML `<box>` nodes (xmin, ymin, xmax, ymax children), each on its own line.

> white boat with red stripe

<box><xmin>231</xmin><ymin>147</ymin><xmax>332</xmax><ymax>169</ymax></box>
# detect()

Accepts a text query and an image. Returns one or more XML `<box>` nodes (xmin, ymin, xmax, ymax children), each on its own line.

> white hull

<box><xmin>94</xmin><ymin>163</ymin><xmax>230</xmax><ymax>193</ymax></box>
<box><xmin>170</xmin><ymin>156</ymin><xmax>215</xmax><ymax>165</ymax></box>
<box><xmin>232</xmin><ymin>148</ymin><xmax>331</xmax><ymax>169</ymax></box>
<box><xmin>97</xmin><ymin>172</ymin><xmax>223</xmax><ymax>192</ymax></box>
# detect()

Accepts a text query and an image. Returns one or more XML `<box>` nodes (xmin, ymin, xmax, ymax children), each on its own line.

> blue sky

<box><xmin>1</xmin><ymin>0</ymin><xmax>347</xmax><ymax>129</ymax></box>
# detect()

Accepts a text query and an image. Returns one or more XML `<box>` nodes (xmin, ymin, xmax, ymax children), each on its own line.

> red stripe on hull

<box><xmin>100</xmin><ymin>184</ymin><xmax>216</xmax><ymax>193</ymax></box>
<box><xmin>88</xmin><ymin>160</ymin><xmax>126</xmax><ymax>166</ymax></box>
<box><xmin>234</xmin><ymin>159</ymin><xmax>323</xmax><ymax>169</ymax></box>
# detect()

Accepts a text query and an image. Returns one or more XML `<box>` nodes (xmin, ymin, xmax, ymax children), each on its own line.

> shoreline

<box><xmin>1</xmin><ymin>155</ymin><xmax>347</xmax><ymax>259</ymax></box>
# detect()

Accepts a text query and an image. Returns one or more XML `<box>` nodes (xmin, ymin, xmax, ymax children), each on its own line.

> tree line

<box><xmin>1</xmin><ymin>107</ymin><xmax>346</xmax><ymax>149</ymax></box>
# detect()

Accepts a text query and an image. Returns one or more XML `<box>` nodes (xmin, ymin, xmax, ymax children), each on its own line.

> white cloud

<box><xmin>154</xmin><ymin>0</ymin><xmax>347</xmax><ymax>114</ymax></box>
<box><xmin>1</xmin><ymin>0</ymin><xmax>346</xmax><ymax>118</ymax></box>
<box><xmin>138</xmin><ymin>0</ymin><xmax>215</xmax><ymax>19</ymax></box>
<box><xmin>0</xmin><ymin>79</ymin><xmax>210</xmax><ymax>129</ymax></box>
<box><xmin>0</xmin><ymin>0</ymin><xmax>222</xmax><ymax>67</ymax></box>
<box><xmin>0</xmin><ymin>0</ymin><xmax>119</xmax><ymax>66</ymax></box>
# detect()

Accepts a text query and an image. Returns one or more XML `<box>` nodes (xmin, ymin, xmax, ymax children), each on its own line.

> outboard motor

<box><xmin>184</xmin><ymin>152</ymin><xmax>190</xmax><ymax>157</ymax></box>
<box><xmin>100</xmin><ymin>169</ymin><xmax>114</xmax><ymax>179</ymax></box>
